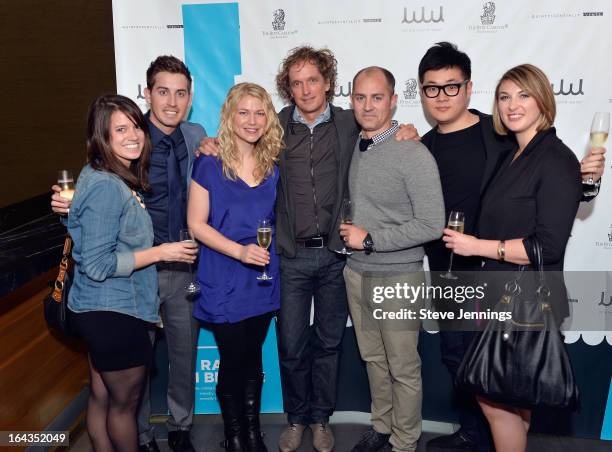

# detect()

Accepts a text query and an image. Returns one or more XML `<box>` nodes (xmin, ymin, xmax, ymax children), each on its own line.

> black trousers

<box><xmin>439</xmin><ymin>330</ymin><xmax>493</xmax><ymax>450</ymax></box>
<box><xmin>208</xmin><ymin>312</ymin><xmax>273</xmax><ymax>393</ymax></box>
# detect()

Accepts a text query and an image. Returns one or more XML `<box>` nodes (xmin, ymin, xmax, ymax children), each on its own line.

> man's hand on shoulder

<box><xmin>197</xmin><ymin>137</ymin><xmax>220</xmax><ymax>157</ymax></box>
<box><xmin>395</xmin><ymin>123</ymin><xmax>420</xmax><ymax>141</ymax></box>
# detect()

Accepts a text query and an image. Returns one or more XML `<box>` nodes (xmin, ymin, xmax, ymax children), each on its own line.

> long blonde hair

<box><xmin>217</xmin><ymin>83</ymin><xmax>283</xmax><ymax>182</ymax></box>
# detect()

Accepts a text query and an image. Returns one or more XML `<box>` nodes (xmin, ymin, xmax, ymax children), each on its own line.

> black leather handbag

<box><xmin>43</xmin><ymin>235</ymin><xmax>74</xmax><ymax>336</ymax></box>
<box><xmin>456</xmin><ymin>239</ymin><xmax>579</xmax><ymax>410</ymax></box>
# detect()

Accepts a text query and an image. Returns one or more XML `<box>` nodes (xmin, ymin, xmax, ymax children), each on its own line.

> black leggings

<box><xmin>209</xmin><ymin>312</ymin><xmax>273</xmax><ymax>392</ymax></box>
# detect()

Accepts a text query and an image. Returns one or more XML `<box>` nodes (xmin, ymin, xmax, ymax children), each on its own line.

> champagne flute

<box><xmin>179</xmin><ymin>228</ymin><xmax>200</xmax><ymax>294</ymax></box>
<box><xmin>257</xmin><ymin>219</ymin><xmax>273</xmax><ymax>281</ymax></box>
<box><xmin>440</xmin><ymin>211</ymin><xmax>465</xmax><ymax>280</ymax></box>
<box><xmin>58</xmin><ymin>170</ymin><xmax>75</xmax><ymax>201</ymax></box>
<box><xmin>586</xmin><ymin>112</ymin><xmax>609</xmax><ymax>184</ymax></box>
<box><xmin>337</xmin><ymin>198</ymin><xmax>354</xmax><ymax>255</ymax></box>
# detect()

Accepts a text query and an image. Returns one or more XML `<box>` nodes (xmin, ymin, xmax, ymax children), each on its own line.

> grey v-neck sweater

<box><xmin>347</xmin><ymin>135</ymin><xmax>445</xmax><ymax>273</ymax></box>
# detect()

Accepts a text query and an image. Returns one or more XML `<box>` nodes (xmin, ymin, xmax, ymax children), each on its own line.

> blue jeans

<box><xmin>277</xmin><ymin>248</ymin><xmax>348</xmax><ymax>425</ymax></box>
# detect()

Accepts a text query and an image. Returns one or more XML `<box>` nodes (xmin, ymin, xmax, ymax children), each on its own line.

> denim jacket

<box><xmin>67</xmin><ymin>165</ymin><xmax>159</xmax><ymax>323</ymax></box>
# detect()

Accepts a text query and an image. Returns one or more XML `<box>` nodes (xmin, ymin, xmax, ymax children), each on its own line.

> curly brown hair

<box><xmin>276</xmin><ymin>46</ymin><xmax>338</xmax><ymax>104</ymax></box>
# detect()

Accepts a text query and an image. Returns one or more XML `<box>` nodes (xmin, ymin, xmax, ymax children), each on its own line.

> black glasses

<box><xmin>421</xmin><ymin>80</ymin><xmax>469</xmax><ymax>98</ymax></box>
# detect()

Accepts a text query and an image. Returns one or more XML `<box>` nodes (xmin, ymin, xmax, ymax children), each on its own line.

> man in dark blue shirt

<box><xmin>52</xmin><ymin>55</ymin><xmax>206</xmax><ymax>452</ymax></box>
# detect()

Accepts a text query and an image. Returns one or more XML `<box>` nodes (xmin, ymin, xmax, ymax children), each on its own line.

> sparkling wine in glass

<box><xmin>440</xmin><ymin>211</ymin><xmax>465</xmax><ymax>280</ymax></box>
<box><xmin>58</xmin><ymin>170</ymin><xmax>75</xmax><ymax>201</ymax></box>
<box><xmin>257</xmin><ymin>219</ymin><xmax>273</xmax><ymax>281</ymax></box>
<box><xmin>586</xmin><ymin>112</ymin><xmax>610</xmax><ymax>184</ymax></box>
<box><xmin>337</xmin><ymin>198</ymin><xmax>354</xmax><ymax>255</ymax></box>
<box><xmin>179</xmin><ymin>228</ymin><xmax>200</xmax><ymax>294</ymax></box>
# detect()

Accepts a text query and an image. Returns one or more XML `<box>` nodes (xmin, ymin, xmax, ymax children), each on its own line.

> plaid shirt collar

<box><xmin>359</xmin><ymin>120</ymin><xmax>399</xmax><ymax>151</ymax></box>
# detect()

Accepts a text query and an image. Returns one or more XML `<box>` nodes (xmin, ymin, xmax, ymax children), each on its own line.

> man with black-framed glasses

<box><xmin>419</xmin><ymin>42</ymin><xmax>605</xmax><ymax>452</ymax></box>
<box><xmin>421</xmin><ymin>80</ymin><xmax>469</xmax><ymax>99</ymax></box>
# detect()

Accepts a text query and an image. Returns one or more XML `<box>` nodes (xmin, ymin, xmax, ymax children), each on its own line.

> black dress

<box><xmin>477</xmin><ymin>127</ymin><xmax>582</xmax><ymax>322</ymax></box>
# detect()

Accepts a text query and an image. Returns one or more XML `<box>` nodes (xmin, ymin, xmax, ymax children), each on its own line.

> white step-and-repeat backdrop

<box><xmin>111</xmin><ymin>0</ymin><xmax>612</xmax><ymax>411</ymax></box>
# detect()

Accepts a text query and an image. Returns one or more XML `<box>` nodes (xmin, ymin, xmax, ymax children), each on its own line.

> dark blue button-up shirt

<box><xmin>143</xmin><ymin>114</ymin><xmax>189</xmax><ymax>244</ymax></box>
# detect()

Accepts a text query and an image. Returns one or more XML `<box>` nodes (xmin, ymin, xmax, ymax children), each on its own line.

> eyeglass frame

<box><xmin>421</xmin><ymin>80</ymin><xmax>470</xmax><ymax>98</ymax></box>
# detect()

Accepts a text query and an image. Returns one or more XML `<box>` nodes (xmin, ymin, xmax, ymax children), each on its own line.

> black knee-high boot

<box><xmin>217</xmin><ymin>385</ymin><xmax>246</xmax><ymax>451</ymax></box>
<box><xmin>243</xmin><ymin>374</ymin><xmax>267</xmax><ymax>452</ymax></box>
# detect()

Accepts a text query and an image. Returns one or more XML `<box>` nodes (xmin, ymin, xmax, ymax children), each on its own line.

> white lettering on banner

<box><xmin>200</xmin><ymin>359</ymin><xmax>220</xmax><ymax>371</ymax></box>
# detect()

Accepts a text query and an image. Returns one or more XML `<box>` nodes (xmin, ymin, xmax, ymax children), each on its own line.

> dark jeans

<box><xmin>439</xmin><ymin>330</ymin><xmax>492</xmax><ymax>451</ymax></box>
<box><xmin>209</xmin><ymin>312</ymin><xmax>273</xmax><ymax>393</ymax></box>
<box><xmin>277</xmin><ymin>248</ymin><xmax>348</xmax><ymax>425</ymax></box>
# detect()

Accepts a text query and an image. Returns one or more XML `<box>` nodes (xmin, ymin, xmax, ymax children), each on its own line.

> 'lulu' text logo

<box><xmin>403</xmin><ymin>79</ymin><xmax>418</xmax><ymax>99</ymax></box>
<box><xmin>272</xmin><ymin>9</ymin><xmax>286</xmax><ymax>30</ymax></box>
<box><xmin>137</xmin><ymin>84</ymin><xmax>146</xmax><ymax>100</ymax></box>
<box><xmin>608</xmin><ymin>224</ymin><xmax>612</xmax><ymax>242</ymax></box>
<box><xmin>480</xmin><ymin>2</ymin><xmax>496</xmax><ymax>25</ymax></box>
<box><xmin>598</xmin><ymin>292</ymin><xmax>612</xmax><ymax>307</ymax></box>
<box><xmin>402</xmin><ymin>6</ymin><xmax>444</xmax><ymax>24</ymax></box>
<box><xmin>551</xmin><ymin>79</ymin><xmax>584</xmax><ymax>96</ymax></box>
<box><xmin>335</xmin><ymin>82</ymin><xmax>352</xmax><ymax>98</ymax></box>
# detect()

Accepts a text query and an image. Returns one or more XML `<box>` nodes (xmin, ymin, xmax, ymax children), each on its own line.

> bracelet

<box><xmin>497</xmin><ymin>240</ymin><xmax>506</xmax><ymax>262</ymax></box>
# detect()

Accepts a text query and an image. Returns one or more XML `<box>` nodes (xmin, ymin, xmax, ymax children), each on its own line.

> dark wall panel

<box><xmin>0</xmin><ymin>0</ymin><xmax>116</xmax><ymax>208</ymax></box>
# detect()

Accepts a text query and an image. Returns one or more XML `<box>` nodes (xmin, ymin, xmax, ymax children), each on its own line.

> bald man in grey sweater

<box><xmin>340</xmin><ymin>67</ymin><xmax>444</xmax><ymax>452</ymax></box>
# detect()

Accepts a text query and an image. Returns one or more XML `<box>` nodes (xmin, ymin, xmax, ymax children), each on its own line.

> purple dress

<box><xmin>191</xmin><ymin>155</ymin><xmax>280</xmax><ymax>324</ymax></box>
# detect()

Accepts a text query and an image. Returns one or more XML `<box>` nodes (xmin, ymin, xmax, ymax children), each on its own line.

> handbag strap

<box><xmin>52</xmin><ymin>235</ymin><xmax>73</xmax><ymax>303</ymax></box>
<box><xmin>531</xmin><ymin>238</ymin><xmax>544</xmax><ymax>279</ymax></box>
<box><xmin>531</xmin><ymin>238</ymin><xmax>551</xmax><ymax>311</ymax></box>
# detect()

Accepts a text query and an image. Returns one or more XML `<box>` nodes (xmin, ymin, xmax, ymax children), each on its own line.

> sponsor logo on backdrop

<box><xmin>333</xmin><ymin>81</ymin><xmax>352</xmax><ymax>107</ymax></box>
<box><xmin>334</xmin><ymin>82</ymin><xmax>352</xmax><ymax>97</ymax></box>
<box><xmin>272</xmin><ymin>9</ymin><xmax>285</xmax><ymax>30</ymax></box>
<box><xmin>120</xmin><ymin>25</ymin><xmax>164</xmax><ymax>30</ymax></box>
<box><xmin>401</xmin><ymin>6</ymin><xmax>444</xmax><ymax>32</ymax></box>
<box><xmin>317</xmin><ymin>17</ymin><xmax>382</xmax><ymax>25</ymax></box>
<box><xmin>472</xmin><ymin>89</ymin><xmax>495</xmax><ymax>96</ymax></box>
<box><xmin>469</xmin><ymin>2</ymin><xmax>508</xmax><ymax>33</ymax></box>
<box><xmin>398</xmin><ymin>78</ymin><xmax>420</xmax><ymax>108</ymax></box>
<box><xmin>594</xmin><ymin>224</ymin><xmax>612</xmax><ymax>249</ymax></box>
<box><xmin>167</xmin><ymin>24</ymin><xmax>183</xmax><ymax>29</ymax></box>
<box><xmin>551</xmin><ymin>79</ymin><xmax>584</xmax><ymax>96</ymax></box>
<box><xmin>133</xmin><ymin>85</ymin><xmax>148</xmax><ymax>112</ymax></box>
<box><xmin>263</xmin><ymin>9</ymin><xmax>297</xmax><ymax>38</ymax></box>
<box><xmin>402</xmin><ymin>6</ymin><xmax>444</xmax><ymax>24</ymax></box>
<box><xmin>403</xmin><ymin>79</ymin><xmax>418</xmax><ymax>99</ymax></box>
<box><xmin>531</xmin><ymin>12</ymin><xmax>580</xmax><ymax>19</ymax></box>
<box><xmin>480</xmin><ymin>1</ymin><xmax>495</xmax><ymax>24</ymax></box>
<box><xmin>598</xmin><ymin>292</ymin><xmax>612</xmax><ymax>308</ymax></box>
<box><xmin>530</xmin><ymin>10</ymin><xmax>602</xmax><ymax>20</ymax></box>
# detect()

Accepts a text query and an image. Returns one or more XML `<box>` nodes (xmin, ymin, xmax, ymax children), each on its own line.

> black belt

<box><xmin>295</xmin><ymin>235</ymin><xmax>328</xmax><ymax>249</ymax></box>
<box><xmin>156</xmin><ymin>262</ymin><xmax>192</xmax><ymax>272</ymax></box>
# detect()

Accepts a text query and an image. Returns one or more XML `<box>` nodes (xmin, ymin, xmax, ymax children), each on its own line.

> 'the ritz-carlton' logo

<box><xmin>272</xmin><ymin>9</ymin><xmax>285</xmax><ymax>31</ymax></box>
<box><xmin>403</xmin><ymin>79</ymin><xmax>418</xmax><ymax>100</ymax></box>
<box><xmin>480</xmin><ymin>2</ymin><xmax>496</xmax><ymax>25</ymax></box>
